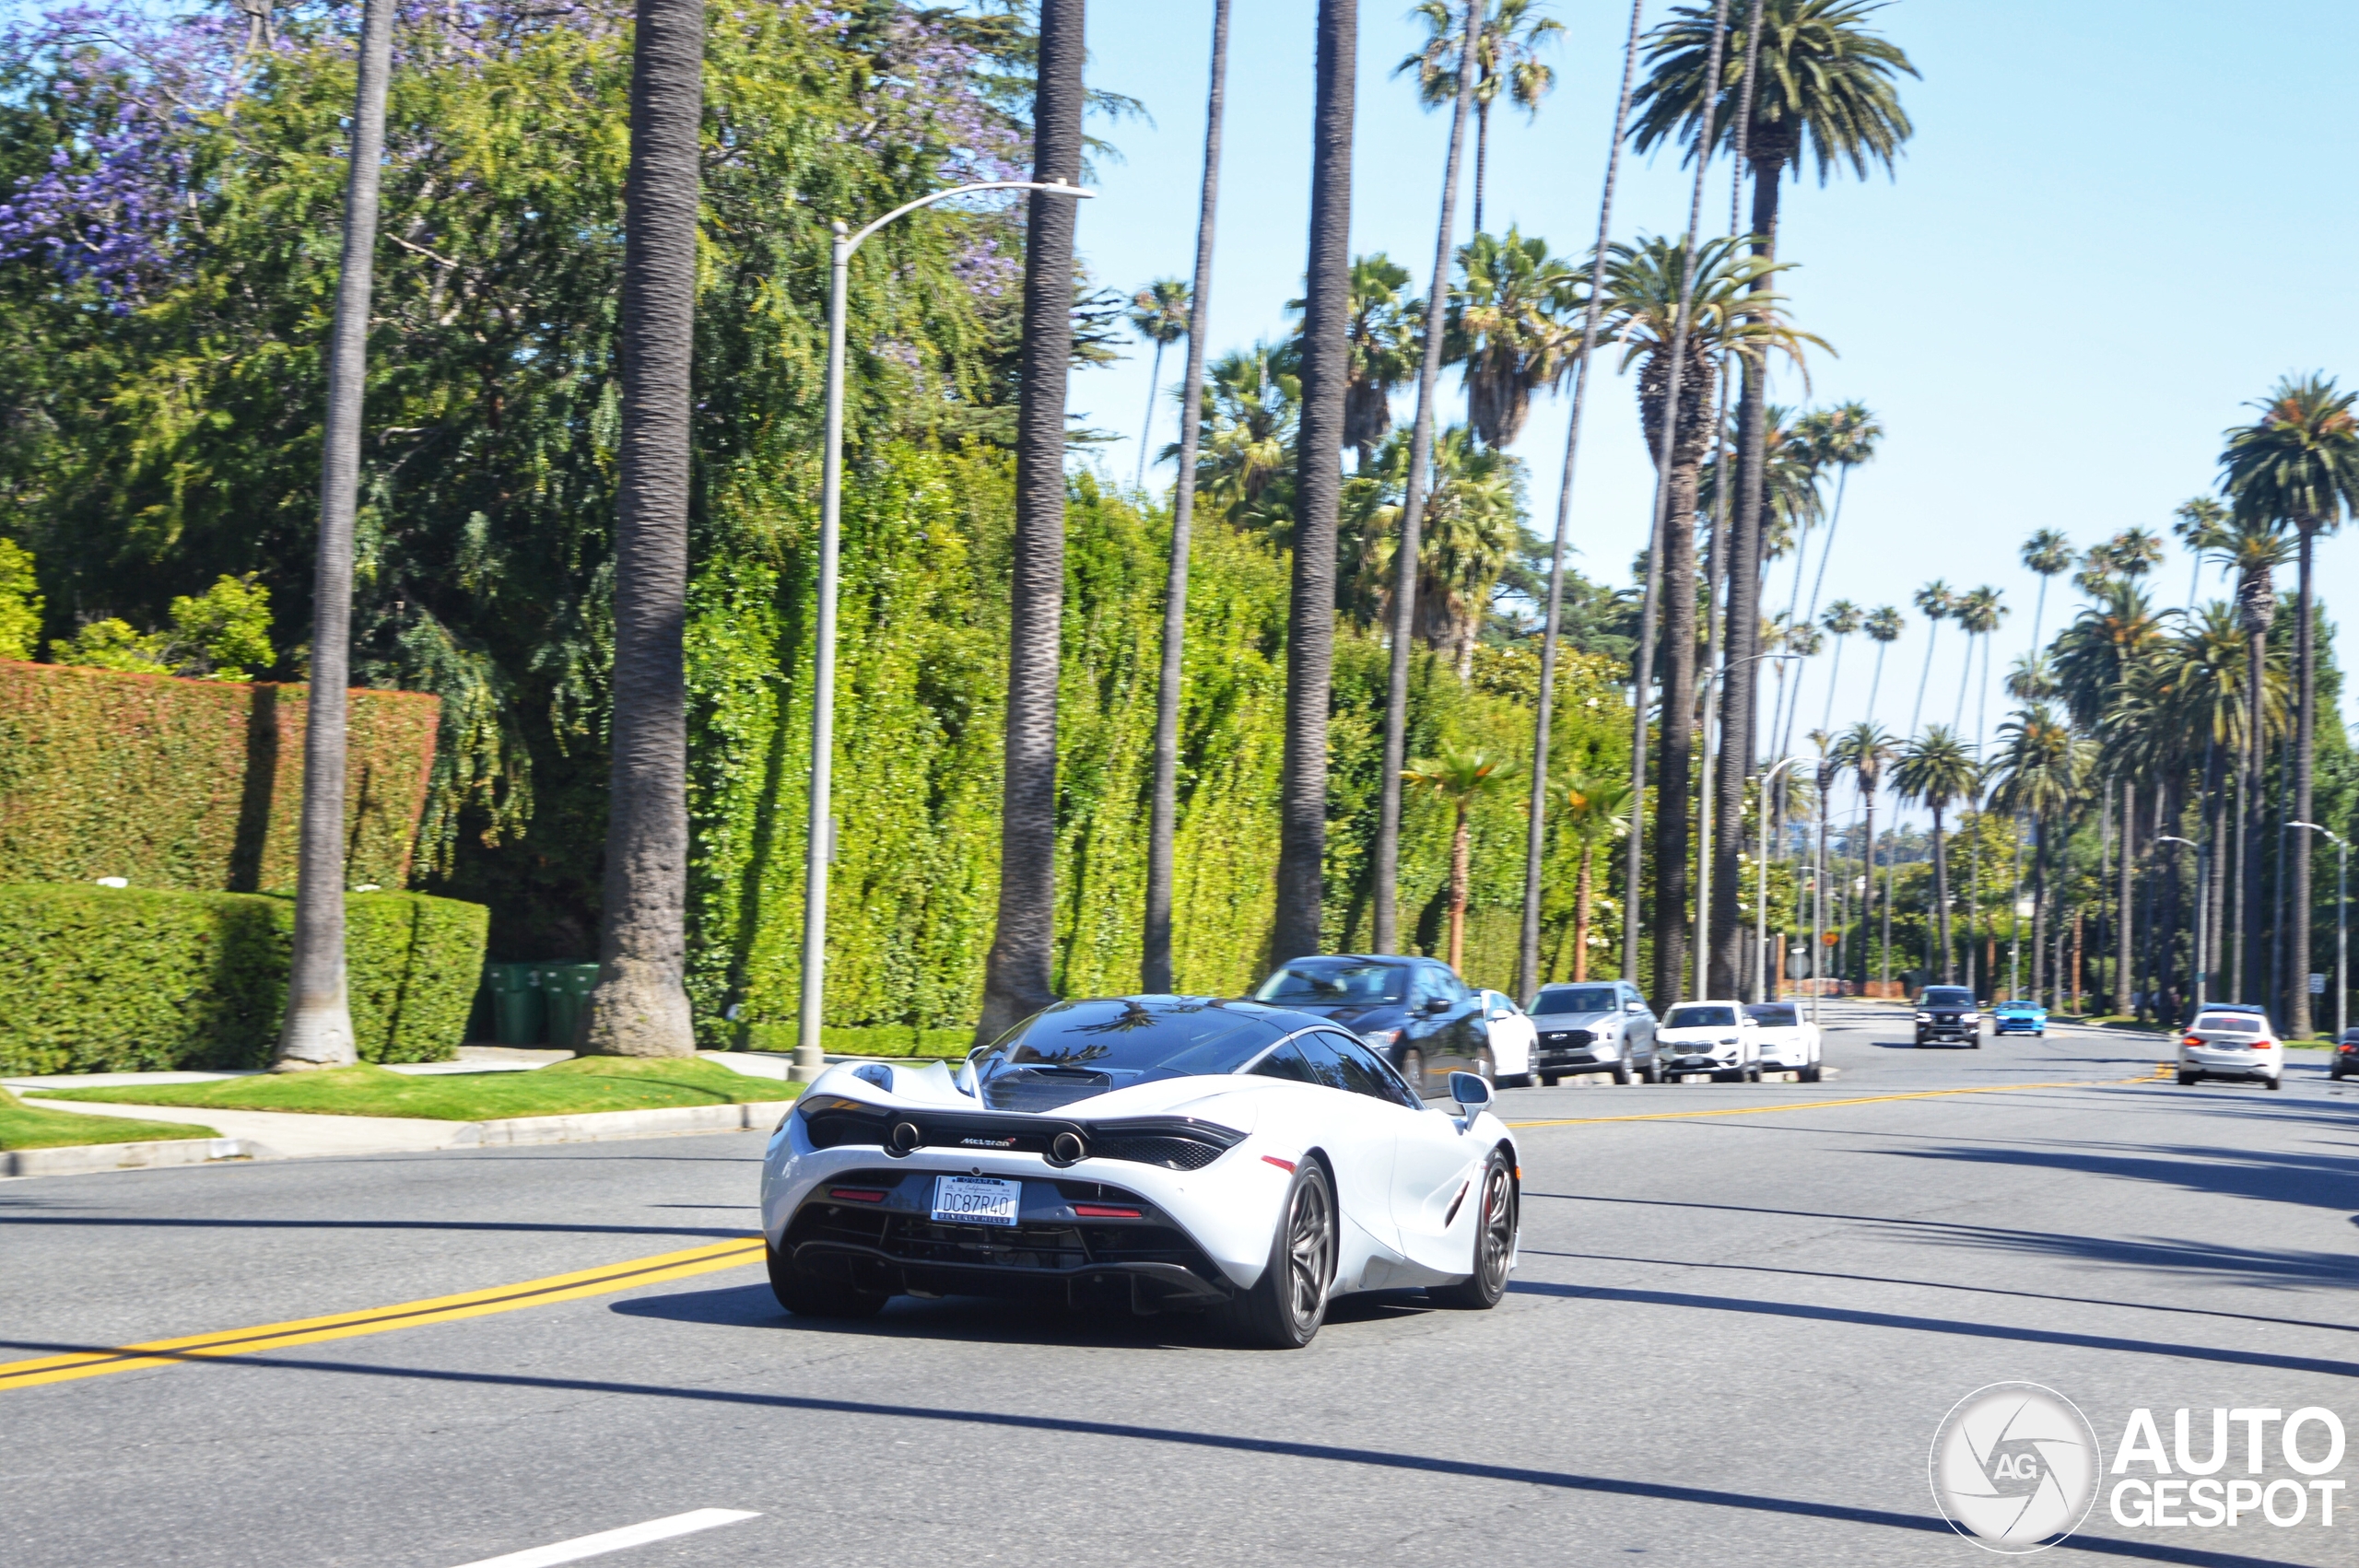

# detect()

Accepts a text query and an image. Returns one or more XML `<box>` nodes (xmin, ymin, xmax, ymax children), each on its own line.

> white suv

<box><xmin>2177</xmin><ymin>1009</ymin><xmax>2284</xmax><ymax>1090</ymax></box>
<box><xmin>1657</xmin><ymin>1000</ymin><xmax>1761</xmax><ymax>1082</ymax></box>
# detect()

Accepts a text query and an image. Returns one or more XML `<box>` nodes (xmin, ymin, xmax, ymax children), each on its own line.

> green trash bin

<box><xmin>537</xmin><ymin>964</ymin><xmax>601</xmax><ymax>1050</ymax></box>
<box><xmin>484</xmin><ymin>964</ymin><xmax>546</xmax><ymax>1047</ymax></box>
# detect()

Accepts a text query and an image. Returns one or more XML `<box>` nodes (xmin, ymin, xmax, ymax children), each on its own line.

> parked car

<box><xmin>1991</xmin><ymin>999</ymin><xmax>2048</xmax><ymax>1036</ymax></box>
<box><xmin>1526</xmin><ymin>981</ymin><xmax>1659</xmax><ymax>1084</ymax></box>
<box><xmin>2332</xmin><ymin>1028</ymin><xmax>2359</xmax><ymax>1082</ymax></box>
<box><xmin>1913</xmin><ymin>986</ymin><xmax>1983</xmax><ymax>1047</ymax></box>
<box><xmin>2177</xmin><ymin>1008</ymin><xmax>2284</xmax><ymax>1089</ymax></box>
<box><xmin>1744</xmin><ymin>1002</ymin><xmax>1822</xmax><ymax>1081</ymax></box>
<box><xmin>1251</xmin><ymin>955</ymin><xmax>1489</xmax><ymax>1095</ymax></box>
<box><xmin>1657</xmin><ymin>1000</ymin><xmax>1761</xmax><ymax>1082</ymax></box>
<box><xmin>1478</xmin><ymin>989</ymin><xmax>1538</xmax><ymax>1085</ymax></box>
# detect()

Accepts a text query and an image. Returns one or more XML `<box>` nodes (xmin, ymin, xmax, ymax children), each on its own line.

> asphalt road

<box><xmin>6</xmin><ymin>1003</ymin><xmax>2356</xmax><ymax>1568</ymax></box>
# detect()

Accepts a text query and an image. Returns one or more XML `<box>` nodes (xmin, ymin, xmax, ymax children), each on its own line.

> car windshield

<box><xmin>1253</xmin><ymin>960</ymin><xmax>1406</xmax><ymax>1005</ymax></box>
<box><xmin>1920</xmin><ymin>989</ymin><xmax>1974</xmax><ymax>1008</ymax></box>
<box><xmin>973</xmin><ymin>999</ymin><xmax>1285</xmax><ymax>1112</ymax></box>
<box><xmin>1745</xmin><ymin>1004</ymin><xmax>1798</xmax><ymax>1026</ymax></box>
<box><xmin>1997</xmin><ymin>1000</ymin><xmax>2038</xmax><ymax>1010</ymax></box>
<box><xmin>1665</xmin><ymin>1004</ymin><xmax>1737</xmax><ymax>1029</ymax></box>
<box><xmin>1533</xmin><ymin>985</ymin><xmax>1619</xmax><ymax>1016</ymax></box>
<box><xmin>2193</xmin><ymin>1012</ymin><xmax>2260</xmax><ymax>1036</ymax></box>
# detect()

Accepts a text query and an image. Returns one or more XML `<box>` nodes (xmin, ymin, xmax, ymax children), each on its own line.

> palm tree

<box><xmin>2221</xmin><ymin>373</ymin><xmax>2359</xmax><ymax>1033</ymax></box>
<box><xmin>1601</xmin><ymin>231</ymin><xmax>1822</xmax><ymax>1002</ymax></box>
<box><xmin>1141</xmin><ymin>0</ymin><xmax>1230</xmax><ymax>995</ymax></box>
<box><xmin>1402</xmin><ymin>745</ymin><xmax>1518</xmax><ymax>972</ymax></box>
<box><xmin>1339</xmin><ymin>255</ymin><xmax>1418</xmax><ymax>471</ymax></box>
<box><xmin>1861</xmin><ymin>603</ymin><xmax>1902</xmax><ymax>722</ymax></box>
<box><xmin>1814</xmin><ymin>598</ymin><xmax>1861</xmax><ymax>734</ymax></box>
<box><xmin>2207</xmin><ymin>518</ymin><xmax>2293</xmax><ymax>1000</ymax></box>
<box><xmin>1952</xmin><ymin>585</ymin><xmax>2005</xmax><ymax>735</ymax></box>
<box><xmin>1794</xmin><ymin>399</ymin><xmax>1881</xmax><ymax>630</ymax></box>
<box><xmin>273</xmin><ymin>0</ymin><xmax>396</xmax><ymax>1070</ymax></box>
<box><xmin>1991</xmin><ymin>704</ymin><xmax>2083</xmax><ymax>1004</ymax></box>
<box><xmin>1834</xmin><ymin>722</ymin><xmax>1894</xmax><ymax>985</ymax></box>
<box><xmin>978</xmin><ymin>0</ymin><xmax>1087</xmax><ymax>1042</ymax></box>
<box><xmin>1126</xmin><ymin>278</ymin><xmax>1191</xmax><ymax>490</ymax></box>
<box><xmin>2171</xmin><ymin>497</ymin><xmax>2230</xmax><ymax>609</ymax></box>
<box><xmin>1556</xmin><ymin>769</ymin><xmax>1633</xmax><ymax>981</ymax></box>
<box><xmin>1371</xmin><ymin>0</ymin><xmax>1484</xmax><ymax>957</ymax></box>
<box><xmin>573</xmin><ymin>0</ymin><xmax>715</xmax><ymax>1059</ymax></box>
<box><xmin>1448</xmin><ymin>228</ymin><xmax>1580</xmax><ymax>449</ymax></box>
<box><xmin>1895</xmin><ymin>726</ymin><xmax>1977</xmax><ymax>982</ymax></box>
<box><xmin>1345</xmin><ymin>427</ymin><xmax>1524</xmax><ymax>674</ymax></box>
<box><xmin>1175</xmin><ymin>344</ymin><xmax>1299</xmax><ymax>530</ymax></box>
<box><xmin>2019</xmin><ymin>528</ymin><xmax>2072</xmax><ymax>649</ymax></box>
<box><xmin>1630</xmin><ymin>0</ymin><xmax>1914</xmax><ymax>989</ymax></box>
<box><xmin>1907</xmin><ymin>579</ymin><xmax>1954</xmax><ymax>735</ymax></box>
<box><xmin>1400</xmin><ymin>0</ymin><xmax>1564</xmax><ymax>235</ymax></box>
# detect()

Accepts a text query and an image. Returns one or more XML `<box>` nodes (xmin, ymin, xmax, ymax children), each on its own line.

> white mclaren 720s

<box><xmin>759</xmin><ymin>996</ymin><xmax>1522</xmax><ymax>1348</ymax></box>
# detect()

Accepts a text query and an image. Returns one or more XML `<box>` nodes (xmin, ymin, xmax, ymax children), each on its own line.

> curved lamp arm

<box><xmin>844</xmin><ymin>180</ymin><xmax>1093</xmax><ymax>255</ymax></box>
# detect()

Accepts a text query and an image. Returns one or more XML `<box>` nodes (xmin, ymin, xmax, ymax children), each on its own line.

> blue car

<box><xmin>1991</xmin><ymin>999</ymin><xmax>2047</xmax><ymax>1036</ymax></box>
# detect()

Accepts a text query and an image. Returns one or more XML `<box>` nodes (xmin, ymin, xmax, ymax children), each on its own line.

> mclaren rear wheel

<box><xmin>768</xmin><ymin>1241</ymin><xmax>889</xmax><ymax>1319</ymax></box>
<box><xmin>1225</xmin><ymin>1159</ymin><xmax>1336</xmax><ymax>1349</ymax></box>
<box><xmin>1428</xmin><ymin>1150</ymin><xmax>1516</xmax><ymax>1311</ymax></box>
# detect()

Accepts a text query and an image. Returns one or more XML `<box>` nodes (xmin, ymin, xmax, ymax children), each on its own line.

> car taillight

<box><xmin>2183</xmin><ymin>1036</ymin><xmax>2201</xmax><ymax>1047</ymax></box>
<box><xmin>1074</xmin><ymin>1204</ymin><xmax>1142</xmax><ymax>1219</ymax></box>
<box><xmin>827</xmin><ymin>1187</ymin><xmax>888</xmax><ymax>1202</ymax></box>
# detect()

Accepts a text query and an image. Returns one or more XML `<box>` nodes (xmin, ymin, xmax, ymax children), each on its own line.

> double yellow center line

<box><xmin>1506</xmin><ymin>1074</ymin><xmax>2153</xmax><ymax>1129</ymax></box>
<box><xmin>0</xmin><ymin>1236</ymin><xmax>763</xmax><ymax>1393</ymax></box>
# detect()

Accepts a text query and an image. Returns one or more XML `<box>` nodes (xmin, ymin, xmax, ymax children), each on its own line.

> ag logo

<box><xmin>1931</xmin><ymin>1383</ymin><xmax>2100</xmax><ymax>1551</ymax></box>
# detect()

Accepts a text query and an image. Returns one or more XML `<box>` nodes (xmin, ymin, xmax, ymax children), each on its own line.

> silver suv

<box><xmin>1528</xmin><ymin>981</ymin><xmax>1659</xmax><ymax>1085</ymax></box>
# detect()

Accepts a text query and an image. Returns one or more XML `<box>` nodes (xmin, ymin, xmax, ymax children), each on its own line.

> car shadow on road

<box><xmin>1872</xmin><ymin>1133</ymin><xmax>2359</xmax><ymax>1219</ymax></box>
<box><xmin>610</xmin><ymin>1279</ymin><xmax>1443</xmax><ymax>1351</ymax></box>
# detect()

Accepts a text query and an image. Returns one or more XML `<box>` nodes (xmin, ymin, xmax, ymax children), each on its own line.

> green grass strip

<box><xmin>0</xmin><ymin>1087</ymin><xmax>218</xmax><ymax>1150</ymax></box>
<box><xmin>25</xmin><ymin>1057</ymin><xmax>801</xmax><ymax>1122</ymax></box>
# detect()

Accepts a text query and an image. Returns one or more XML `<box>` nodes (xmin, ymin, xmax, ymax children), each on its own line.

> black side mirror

<box><xmin>1424</xmin><ymin>997</ymin><xmax>1452</xmax><ymax>1014</ymax></box>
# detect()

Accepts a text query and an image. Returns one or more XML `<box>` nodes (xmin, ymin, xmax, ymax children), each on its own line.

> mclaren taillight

<box><xmin>827</xmin><ymin>1187</ymin><xmax>888</xmax><ymax>1203</ymax></box>
<box><xmin>1073</xmin><ymin>1204</ymin><xmax>1143</xmax><ymax>1219</ymax></box>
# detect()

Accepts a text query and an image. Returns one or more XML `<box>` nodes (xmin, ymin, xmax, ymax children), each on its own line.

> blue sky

<box><xmin>1062</xmin><ymin>0</ymin><xmax>2359</xmax><ymax>823</ymax></box>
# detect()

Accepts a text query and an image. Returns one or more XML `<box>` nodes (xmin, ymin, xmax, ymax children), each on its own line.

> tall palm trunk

<box><xmin>1864</xmin><ymin>641</ymin><xmax>1887</xmax><ymax>724</ymax></box>
<box><xmin>1930</xmin><ymin>801</ymin><xmax>1952</xmax><ymax>981</ymax></box>
<box><xmin>1518</xmin><ymin>0</ymin><xmax>1642</xmax><ymax>1004</ymax></box>
<box><xmin>1448</xmin><ymin>802</ymin><xmax>1472</xmax><ymax>972</ymax></box>
<box><xmin>1141</xmin><ymin>0</ymin><xmax>1230</xmax><ymax>993</ymax></box>
<box><xmin>1272</xmin><ymin>0</ymin><xmax>1357</xmax><ymax>965</ymax></box>
<box><xmin>1473</xmin><ymin>97</ymin><xmax>1488</xmax><ymax>237</ymax></box>
<box><xmin>1573</xmin><ymin>838</ymin><xmax>1597</xmax><ymax>982</ymax></box>
<box><xmin>1909</xmin><ymin>617</ymin><xmax>1939</xmax><ymax>735</ymax></box>
<box><xmin>274</xmin><ymin>0</ymin><xmax>395</xmax><ymax>1070</ymax></box>
<box><xmin>1858</xmin><ymin>787</ymin><xmax>1876</xmax><ymax>989</ymax></box>
<box><xmin>583</xmin><ymin>0</ymin><xmax>706</xmax><ymax>1058</ymax></box>
<box><xmin>1373</xmin><ymin>0</ymin><xmax>1481</xmax><ymax>955</ymax></box>
<box><xmin>2117</xmin><ymin>778</ymin><xmax>2135</xmax><ymax>1017</ymax></box>
<box><xmin>1134</xmin><ymin>336</ymin><xmax>1168</xmax><ymax>493</ymax></box>
<box><xmin>1646</xmin><ymin>343</ymin><xmax>1713</xmax><ymax>1007</ymax></box>
<box><xmin>2204</xmin><ymin>740</ymin><xmax>2227</xmax><ymax>995</ymax></box>
<box><xmin>976</xmin><ymin>0</ymin><xmax>1086</xmax><ymax>1042</ymax></box>
<box><xmin>2291</xmin><ymin>524</ymin><xmax>2318</xmax><ymax>1035</ymax></box>
<box><xmin>2239</xmin><ymin>613</ymin><xmax>2267</xmax><ymax>1003</ymax></box>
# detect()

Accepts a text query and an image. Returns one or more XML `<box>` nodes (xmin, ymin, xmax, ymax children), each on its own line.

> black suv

<box><xmin>1251</xmin><ymin>954</ymin><xmax>1489</xmax><ymax>1095</ymax></box>
<box><xmin>1914</xmin><ymin>986</ymin><xmax>1982</xmax><ymax>1047</ymax></box>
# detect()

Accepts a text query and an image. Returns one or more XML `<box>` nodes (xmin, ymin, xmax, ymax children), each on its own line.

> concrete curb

<box><xmin>454</xmin><ymin>1101</ymin><xmax>790</xmax><ymax>1147</ymax></box>
<box><xmin>1</xmin><ymin>1137</ymin><xmax>265</xmax><ymax>1178</ymax></box>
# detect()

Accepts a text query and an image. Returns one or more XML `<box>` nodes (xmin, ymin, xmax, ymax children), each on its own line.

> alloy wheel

<box><xmin>1285</xmin><ymin>1175</ymin><xmax>1335</xmax><ymax>1326</ymax></box>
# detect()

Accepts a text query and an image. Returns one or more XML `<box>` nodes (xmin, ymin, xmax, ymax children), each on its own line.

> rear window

<box><xmin>1534</xmin><ymin>985</ymin><xmax>1619</xmax><ymax>1016</ymax></box>
<box><xmin>2193</xmin><ymin>1012</ymin><xmax>2260</xmax><ymax>1035</ymax></box>
<box><xmin>1254</xmin><ymin>960</ymin><xmax>1406</xmax><ymax>1005</ymax></box>
<box><xmin>973</xmin><ymin>999</ymin><xmax>1284</xmax><ymax>1111</ymax></box>
<box><xmin>1665</xmin><ymin>1004</ymin><xmax>1737</xmax><ymax>1029</ymax></box>
<box><xmin>1746</xmin><ymin>1005</ymin><xmax>1798</xmax><ymax>1027</ymax></box>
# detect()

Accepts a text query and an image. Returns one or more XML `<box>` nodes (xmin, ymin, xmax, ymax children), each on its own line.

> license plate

<box><xmin>1680</xmin><ymin>1072</ymin><xmax>1711</xmax><ymax>1083</ymax></box>
<box><xmin>932</xmin><ymin>1174</ymin><xmax>1021</xmax><ymax>1227</ymax></box>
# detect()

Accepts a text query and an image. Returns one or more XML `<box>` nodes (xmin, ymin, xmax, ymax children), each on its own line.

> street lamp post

<box><xmin>793</xmin><ymin>179</ymin><xmax>1092</xmax><ymax>1082</ymax></box>
<box><xmin>2157</xmin><ymin>834</ymin><xmax>2201</xmax><ymax>1016</ymax></box>
<box><xmin>2290</xmin><ymin>821</ymin><xmax>2347</xmax><ymax>1039</ymax></box>
<box><xmin>1755</xmin><ymin>755</ymin><xmax>1801</xmax><ymax>1003</ymax></box>
<box><xmin>1696</xmin><ymin>651</ymin><xmax>1797</xmax><ymax>1000</ymax></box>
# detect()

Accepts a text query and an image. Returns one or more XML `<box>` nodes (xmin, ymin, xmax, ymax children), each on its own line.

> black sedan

<box><xmin>1251</xmin><ymin>954</ymin><xmax>1490</xmax><ymax>1094</ymax></box>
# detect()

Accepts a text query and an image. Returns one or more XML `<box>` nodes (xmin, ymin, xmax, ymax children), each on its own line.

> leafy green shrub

<box><xmin>737</xmin><ymin>1022</ymin><xmax>971</xmax><ymax>1059</ymax></box>
<box><xmin>0</xmin><ymin>884</ymin><xmax>489</xmax><ymax>1075</ymax></box>
<box><xmin>0</xmin><ymin>661</ymin><xmax>439</xmax><ymax>893</ymax></box>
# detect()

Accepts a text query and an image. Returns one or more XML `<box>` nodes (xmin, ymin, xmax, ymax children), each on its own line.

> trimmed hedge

<box><xmin>0</xmin><ymin>661</ymin><xmax>440</xmax><ymax>894</ymax></box>
<box><xmin>738</xmin><ymin>1022</ymin><xmax>971</xmax><ymax>1059</ymax></box>
<box><xmin>0</xmin><ymin>884</ymin><xmax>489</xmax><ymax>1074</ymax></box>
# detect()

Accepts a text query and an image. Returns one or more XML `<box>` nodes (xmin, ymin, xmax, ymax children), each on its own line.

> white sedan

<box><xmin>761</xmin><ymin>997</ymin><xmax>1521</xmax><ymax>1349</ymax></box>
<box><xmin>1744</xmin><ymin>1001</ymin><xmax>1824</xmax><ymax>1081</ymax></box>
<box><xmin>1478</xmin><ymin>989</ymin><xmax>1538</xmax><ymax>1085</ymax></box>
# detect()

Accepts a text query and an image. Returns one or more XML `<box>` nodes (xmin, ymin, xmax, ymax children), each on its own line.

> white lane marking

<box><xmin>450</xmin><ymin>1510</ymin><xmax>761</xmax><ymax>1568</ymax></box>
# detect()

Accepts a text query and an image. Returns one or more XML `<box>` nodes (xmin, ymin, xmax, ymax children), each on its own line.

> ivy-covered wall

<box><xmin>0</xmin><ymin>662</ymin><xmax>440</xmax><ymax>893</ymax></box>
<box><xmin>684</xmin><ymin>445</ymin><xmax>1632</xmax><ymax>1040</ymax></box>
